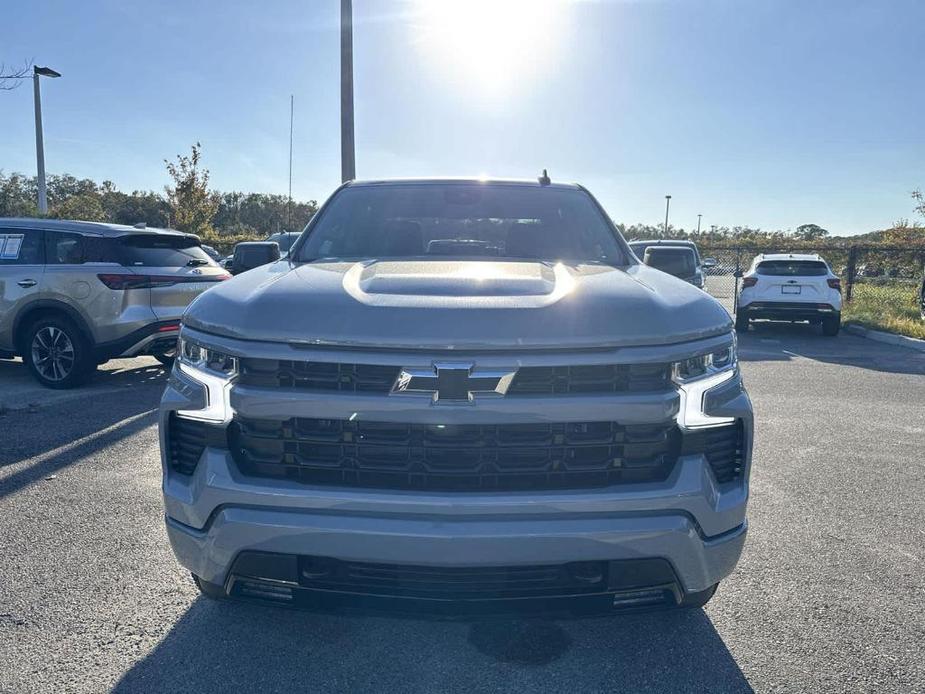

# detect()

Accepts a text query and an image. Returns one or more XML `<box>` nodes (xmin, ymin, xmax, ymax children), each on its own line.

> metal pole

<box><xmin>340</xmin><ymin>0</ymin><xmax>356</xmax><ymax>183</ymax></box>
<box><xmin>34</xmin><ymin>73</ymin><xmax>48</xmax><ymax>215</ymax></box>
<box><xmin>696</xmin><ymin>214</ymin><xmax>702</xmax><ymax>234</ymax></box>
<box><xmin>288</xmin><ymin>94</ymin><xmax>294</xmax><ymax>229</ymax></box>
<box><xmin>663</xmin><ymin>195</ymin><xmax>671</xmax><ymax>235</ymax></box>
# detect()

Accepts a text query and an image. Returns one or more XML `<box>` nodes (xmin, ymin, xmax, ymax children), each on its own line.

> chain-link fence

<box><xmin>698</xmin><ymin>245</ymin><xmax>925</xmax><ymax>329</ymax></box>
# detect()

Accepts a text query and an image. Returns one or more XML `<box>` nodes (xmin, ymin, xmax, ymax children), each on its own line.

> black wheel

<box><xmin>23</xmin><ymin>317</ymin><xmax>95</xmax><ymax>389</ymax></box>
<box><xmin>679</xmin><ymin>582</ymin><xmax>718</xmax><ymax>609</ymax></box>
<box><xmin>153</xmin><ymin>352</ymin><xmax>175</xmax><ymax>368</ymax></box>
<box><xmin>192</xmin><ymin>573</ymin><xmax>227</xmax><ymax>600</ymax></box>
<box><xmin>735</xmin><ymin>312</ymin><xmax>749</xmax><ymax>333</ymax></box>
<box><xmin>822</xmin><ymin>314</ymin><xmax>840</xmax><ymax>337</ymax></box>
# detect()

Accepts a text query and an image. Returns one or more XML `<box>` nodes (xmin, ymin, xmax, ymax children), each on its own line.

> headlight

<box><xmin>672</xmin><ymin>338</ymin><xmax>737</xmax><ymax>429</ymax></box>
<box><xmin>178</xmin><ymin>336</ymin><xmax>238</xmax><ymax>377</ymax></box>
<box><xmin>176</xmin><ymin>336</ymin><xmax>237</xmax><ymax>422</ymax></box>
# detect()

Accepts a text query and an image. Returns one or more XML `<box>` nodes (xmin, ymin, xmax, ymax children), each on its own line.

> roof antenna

<box><xmin>538</xmin><ymin>168</ymin><xmax>551</xmax><ymax>185</ymax></box>
<box><xmin>133</xmin><ymin>222</ymin><xmax>147</xmax><ymax>229</ymax></box>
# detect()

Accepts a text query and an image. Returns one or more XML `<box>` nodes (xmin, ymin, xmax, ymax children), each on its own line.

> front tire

<box><xmin>23</xmin><ymin>317</ymin><xmax>95</xmax><ymax>389</ymax></box>
<box><xmin>822</xmin><ymin>313</ymin><xmax>840</xmax><ymax>337</ymax></box>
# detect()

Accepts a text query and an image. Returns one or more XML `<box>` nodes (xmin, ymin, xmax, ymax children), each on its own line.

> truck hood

<box><xmin>183</xmin><ymin>259</ymin><xmax>732</xmax><ymax>349</ymax></box>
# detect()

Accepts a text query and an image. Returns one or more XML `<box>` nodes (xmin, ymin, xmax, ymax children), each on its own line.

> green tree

<box><xmin>164</xmin><ymin>142</ymin><xmax>218</xmax><ymax>238</ymax></box>
<box><xmin>912</xmin><ymin>190</ymin><xmax>925</xmax><ymax>219</ymax></box>
<box><xmin>0</xmin><ymin>171</ymin><xmax>37</xmax><ymax>217</ymax></box>
<box><xmin>793</xmin><ymin>223</ymin><xmax>829</xmax><ymax>241</ymax></box>
<box><xmin>50</xmin><ymin>193</ymin><xmax>106</xmax><ymax>221</ymax></box>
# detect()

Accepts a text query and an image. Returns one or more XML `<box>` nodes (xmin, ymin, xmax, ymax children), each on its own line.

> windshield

<box><xmin>756</xmin><ymin>260</ymin><xmax>829</xmax><ymax>276</ymax></box>
<box><xmin>118</xmin><ymin>235</ymin><xmax>213</xmax><ymax>267</ymax></box>
<box><xmin>644</xmin><ymin>247</ymin><xmax>696</xmax><ymax>277</ymax></box>
<box><xmin>295</xmin><ymin>184</ymin><xmax>627</xmax><ymax>265</ymax></box>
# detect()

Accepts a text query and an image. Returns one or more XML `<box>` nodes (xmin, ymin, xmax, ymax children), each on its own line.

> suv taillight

<box><xmin>827</xmin><ymin>278</ymin><xmax>841</xmax><ymax>292</ymax></box>
<box><xmin>97</xmin><ymin>273</ymin><xmax>231</xmax><ymax>289</ymax></box>
<box><xmin>741</xmin><ymin>277</ymin><xmax>757</xmax><ymax>288</ymax></box>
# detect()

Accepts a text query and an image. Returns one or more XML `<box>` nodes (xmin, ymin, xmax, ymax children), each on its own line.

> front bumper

<box><xmin>159</xmin><ymin>334</ymin><xmax>753</xmax><ymax>613</ymax></box>
<box><xmin>162</xmin><ymin>433</ymin><xmax>751</xmax><ymax>600</ymax></box>
<box><xmin>739</xmin><ymin>301</ymin><xmax>840</xmax><ymax>322</ymax></box>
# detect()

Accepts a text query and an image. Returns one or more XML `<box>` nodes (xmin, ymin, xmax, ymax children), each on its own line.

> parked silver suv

<box><xmin>160</xmin><ymin>179</ymin><xmax>753</xmax><ymax>616</ymax></box>
<box><xmin>0</xmin><ymin>218</ymin><xmax>229</xmax><ymax>388</ymax></box>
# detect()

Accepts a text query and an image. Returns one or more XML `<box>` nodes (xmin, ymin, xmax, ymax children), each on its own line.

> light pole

<box><xmin>33</xmin><ymin>66</ymin><xmax>61</xmax><ymax>215</ymax></box>
<box><xmin>288</xmin><ymin>94</ymin><xmax>294</xmax><ymax>229</ymax></box>
<box><xmin>696</xmin><ymin>214</ymin><xmax>702</xmax><ymax>234</ymax></box>
<box><xmin>663</xmin><ymin>195</ymin><xmax>671</xmax><ymax>235</ymax></box>
<box><xmin>340</xmin><ymin>0</ymin><xmax>356</xmax><ymax>183</ymax></box>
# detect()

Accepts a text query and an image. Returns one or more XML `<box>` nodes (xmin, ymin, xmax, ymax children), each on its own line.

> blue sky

<box><xmin>1</xmin><ymin>0</ymin><xmax>922</xmax><ymax>235</ymax></box>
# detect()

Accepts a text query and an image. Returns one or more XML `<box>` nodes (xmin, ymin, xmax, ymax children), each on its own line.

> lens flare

<box><xmin>414</xmin><ymin>0</ymin><xmax>567</xmax><ymax>99</ymax></box>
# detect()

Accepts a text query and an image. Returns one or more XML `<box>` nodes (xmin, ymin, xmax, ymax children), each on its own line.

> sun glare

<box><xmin>415</xmin><ymin>0</ymin><xmax>567</xmax><ymax>99</ymax></box>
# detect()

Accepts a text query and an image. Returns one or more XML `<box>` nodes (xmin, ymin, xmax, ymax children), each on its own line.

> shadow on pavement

<box><xmin>0</xmin><ymin>358</ymin><xmax>168</xmax><ymax>411</ymax></box>
<box><xmin>0</xmin><ymin>385</ymin><xmax>161</xmax><ymax>495</ymax></box>
<box><xmin>113</xmin><ymin>599</ymin><xmax>751</xmax><ymax>693</ymax></box>
<box><xmin>737</xmin><ymin>321</ymin><xmax>925</xmax><ymax>375</ymax></box>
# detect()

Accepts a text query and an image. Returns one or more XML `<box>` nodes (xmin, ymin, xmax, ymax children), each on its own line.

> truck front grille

<box><xmin>229</xmin><ymin>417</ymin><xmax>679</xmax><ymax>492</ymax></box>
<box><xmin>237</xmin><ymin>359</ymin><xmax>673</xmax><ymax>395</ymax></box>
<box><xmin>507</xmin><ymin>363</ymin><xmax>671</xmax><ymax>394</ymax></box>
<box><xmin>297</xmin><ymin>558</ymin><xmax>610</xmax><ymax>599</ymax></box>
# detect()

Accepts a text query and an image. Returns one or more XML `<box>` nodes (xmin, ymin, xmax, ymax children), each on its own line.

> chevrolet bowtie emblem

<box><xmin>392</xmin><ymin>362</ymin><xmax>517</xmax><ymax>403</ymax></box>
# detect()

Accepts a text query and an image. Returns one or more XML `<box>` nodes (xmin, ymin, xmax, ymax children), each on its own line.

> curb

<box><xmin>843</xmin><ymin>323</ymin><xmax>925</xmax><ymax>353</ymax></box>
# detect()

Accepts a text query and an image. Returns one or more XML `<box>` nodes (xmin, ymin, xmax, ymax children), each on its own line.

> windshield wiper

<box><xmin>186</xmin><ymin>258</ymin><xmax>209</xmax><ymax>266</ymax></box>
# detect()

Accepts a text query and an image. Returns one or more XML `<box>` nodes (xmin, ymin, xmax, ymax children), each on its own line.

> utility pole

<box><xmin>288</xmin><ymin>94</ymin><xmax>294</xmax><ymax>229</ymax></box>
<box><xmin>33</xmin><ymin>66</ymin><xmax>61</xmax><ymax>215</ymax></box>
<box><xmin>696</xmin><ymin>214</ymin><xmax>702</xmax><ymax>234</ymax></box>
<box><xmin>340</xmin><ymin>0</ymin><xmax>356</xmax><ymax>183</ymax></box>
<box><xmin>663</xmin><ymin>195</ymin><xmax>672</xmax><ymax>235</ymax></box>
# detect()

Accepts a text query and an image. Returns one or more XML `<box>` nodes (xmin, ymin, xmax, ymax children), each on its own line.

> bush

<box><xmin>844</xmin><ymin>282</ymin><xmax>925</xmax><ymax>340</ymax></box>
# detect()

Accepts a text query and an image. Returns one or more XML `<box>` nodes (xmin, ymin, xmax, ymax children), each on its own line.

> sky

<box><xmin>1</xmin><ymin>0</ymin><xmax>922</xmax><ymax>235</ymax></box>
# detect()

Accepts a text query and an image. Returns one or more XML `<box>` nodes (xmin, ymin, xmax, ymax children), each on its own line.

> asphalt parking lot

<box><xmin>1</xmin><ymin>328</ymin><xmax>924</xmax><ymax>693</ymax></box>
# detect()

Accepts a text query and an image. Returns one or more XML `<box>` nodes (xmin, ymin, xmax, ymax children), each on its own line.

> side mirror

<box><xmin>231</xmin><ymin>242</ymin><xmax>280</xmax><ymax>275</ymax></box>
<box><xmin>702</xmin><ymin>257</ymin><xmax>718</xmax><ymax>268</ymax></box>
<box><xmin>733</xmin><ymin>269</ymin><xmax>744</xmax><ymax>279</ymax></box>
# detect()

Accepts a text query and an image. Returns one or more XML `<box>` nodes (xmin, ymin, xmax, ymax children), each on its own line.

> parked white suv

<box><xmin>736</xmin><ymin>253</ymin><xmax>842</xmax><ymax>336</ymax></box>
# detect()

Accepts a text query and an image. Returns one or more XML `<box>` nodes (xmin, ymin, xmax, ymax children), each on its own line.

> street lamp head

<box><xmin>665</xmin><ymin>194</ymin><xmax>672</xmax><ymax>200</ymax></box>
<box><xmin>34</xmin><ymin>66</ymin><xmax>61</xmax><ymax>78</ymax></box>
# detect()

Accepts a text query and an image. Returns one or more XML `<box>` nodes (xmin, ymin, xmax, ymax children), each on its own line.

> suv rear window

<box><xmin>118</xmin><ymin>235</ymin><xmax>212</xmax><ymax>267</ymax></box>
<box><xmin>644</xmin><ymin>247</ymin><xmax>696</xmax><ymax>277</ymax></box>
<box><xmin>756</xmin><ymin>260</ymin><xmax>829</xmax><ymax>276</ymax></box>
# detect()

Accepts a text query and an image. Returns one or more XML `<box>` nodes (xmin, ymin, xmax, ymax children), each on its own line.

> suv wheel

<box><xmin>822</xmin><ymin>314</ymin><xmax>840</xmax><ymax>337</ymax></box>
<box><xmin>24</xmin><ymin>317</ymin><xmax>95</xmax><ymax>389</ymax></box>
<box><xmin>734</xmin><ymin>312</ymin><xmax>749</xmax><ymax>333</ymax></box>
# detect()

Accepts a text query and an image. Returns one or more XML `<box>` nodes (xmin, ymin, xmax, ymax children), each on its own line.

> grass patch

<box><xmin>843</xmin><ymin>282</ymin><xmax>925</xmax><ymax>339</ymax></box>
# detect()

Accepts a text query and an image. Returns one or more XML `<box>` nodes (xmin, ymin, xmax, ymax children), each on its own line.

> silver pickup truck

<box><xmin>159</xmin><ymin>178</ymin><xmax>753</xmax><ymax>617</ymax></box>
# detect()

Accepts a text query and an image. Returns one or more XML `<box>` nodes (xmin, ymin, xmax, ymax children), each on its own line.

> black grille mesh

<box><xmin>238</xmin><ymin>358</ymin><xmax>672</xmax><ymax>395</ymax></box>
<box><xmin>166</xmin><ymin>414</ymin><xmax>226</xmax><ymax>475</ymax></box>
<box><xmin>229</xmin><ymin>417</ymin><xmax>679</xmax><ymax>492</ymax></box>
<box><xmin>682</xmin><ymin>421</ymin><xmax>746</xmax><ymax>483</ymax></box>
<box><xmin>167</xmin><ymin>414</ymin><xmax>209</xmax><ymax>475</ymax></box>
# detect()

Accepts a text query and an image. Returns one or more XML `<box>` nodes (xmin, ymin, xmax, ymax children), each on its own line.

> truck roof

<box><xmin>344</xmin><ymin>177</ymin><xmax>582</xmax><ymax>191</ymax></box>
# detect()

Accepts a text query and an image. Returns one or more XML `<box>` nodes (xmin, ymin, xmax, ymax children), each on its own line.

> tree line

<box><xmin>2</xmin><ymin>142</ymin><xmax>922</xmax><ymax>251</ymax></box>
<box><xmin>0</xmin><ymin>143</ymin><xmax>318</xmax><ymax>246</ymax></box>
